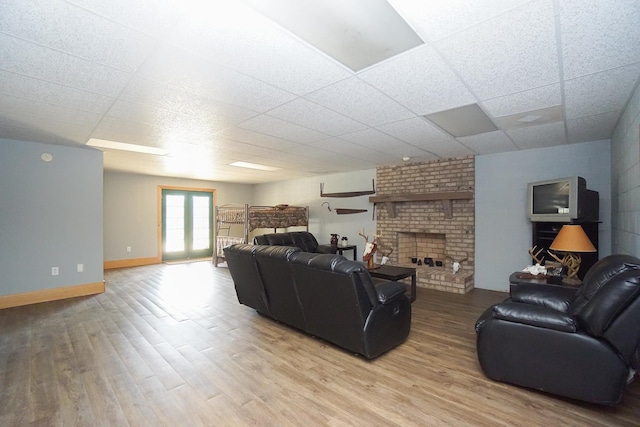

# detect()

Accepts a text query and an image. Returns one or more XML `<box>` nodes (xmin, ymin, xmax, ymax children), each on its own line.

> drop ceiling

<box><xmin>0</xmin><ymin>0</ymin><xmax>639</xmax><ymax>184</ymax></box>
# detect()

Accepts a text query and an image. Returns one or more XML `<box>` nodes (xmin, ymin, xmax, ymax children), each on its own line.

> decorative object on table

<box><xmin>339</xmin><ymin>236</ymin><xmax>349</xmax><ymax>247</ymax></box>
<box><xmin>359</xmin><ymin>228</ymin><xmax>380</xmax><ymax>270</ymax></box>
<box><xmin>520</xmin><ymin>263</ymin><xmax>547</xmax><ymax>277</ymax></box>
<box><xmin>330</xmin><ymin>233</ymin><xmax>340</xmax><ymax>246</ymax></box>
<box><xmin>435</xmin><ymin>260</ymin><xmax>443</xmax><ymax>267</ymax></box>
<box><xmin>445</xmin><ymin>253</ymin><xmax>468</xmax><ymax>274</ymax></box>
<box><xmin>417</xmin><ymin>259</ymin><xmax>423</xmax><ymax>266</ymax></box>
<box><xmin>410</xmin><ymin>257</ymin><xmax>418</xmax><ymax>264</ymax></box>
<box><xmin>548</xmin><ymin>224</ymin><xmax>596</xmax><ymax>285</ymax></box>
<box><xmin>320</xmin><ymin>179</ymin><xmax>376</xmax><ymax>197</ymax></box>
<box><xmin>544</xmin><ymin>260</ymin><xmax>564</xmax><ymax>276</ymax></box>
<box><xmin>378</xmin><ymin>246</ymin><xmax>393</xmax><ymax>265</ymax></box>
<box><xmin>528</xmin><ymin>245</ymin><xmax>546</xmax><ymax>265</ymax></box>
<box><xmin>424</xmin><ymin>257</ymin><xmax>434</xmax><ymax>267</ymax></box>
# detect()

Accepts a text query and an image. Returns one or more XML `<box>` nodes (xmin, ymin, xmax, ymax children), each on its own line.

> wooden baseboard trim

<box><xmin>104</xmin><ymin>256</ymin><xmax>160</xmax><ymax>270</ymax></box>
<box><xmin>0</xmin><ymin>281</ymin><xmax>105</xmax><ymax>310</ymax></box>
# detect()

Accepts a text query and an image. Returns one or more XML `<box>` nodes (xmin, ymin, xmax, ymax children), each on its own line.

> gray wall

<box><xmin>253</xmin><ymin>169</ymin><xmax>376</xmax><ymax>258</ymax></box>
<box><xmin>611</xmin><ymin>81</ymin><xmax>640</xmax><ymax>255</ymax></box>
<box><xmin>103</xmin><ymin>172</ymin><xmax>254</xmax><ymax>261</ymax></box>
<box><xmin>0</xmin><ymin>139</ymin><xmax>103</xmax><ymax>296</ymax></box>
<box><xmin>475</xmin><ymin>140</ymin><xmax>611</xmax><ymax>292</ymax></box>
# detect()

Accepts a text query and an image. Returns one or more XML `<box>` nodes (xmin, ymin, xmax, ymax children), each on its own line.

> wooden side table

<box><xmin>336</xmin><ymin>244</ymin><xmax>357</xmax><ymax>260</ymax></box>
<box><xmin>369</xmin><ymin>265</ymin><xmax>417</xmax><ymax>302</ymax></box>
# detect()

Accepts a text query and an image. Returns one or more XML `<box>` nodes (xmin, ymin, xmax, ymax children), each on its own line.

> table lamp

<box><xmin>549</xmin><ymin>224</ymin><xmax>596</xmax><ymax>285</ymax></box>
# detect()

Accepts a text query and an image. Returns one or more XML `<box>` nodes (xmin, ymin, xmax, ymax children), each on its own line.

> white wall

<box><xmin>103</xmin><ymin>172</ymin><xmax>253</xmax><ymax>261</ymax></box>
<box><xmin>0</xmin><ymin>139</ymin><xmax>103</xmax><ymax>296</ymax></box>
<box><xmin>475</xmin><ymin>140</ymin><xmax>611</xmax><ymax>292</ymax></box>
<box><xmin>611</xmin><ymin>80</ymin><xmax>640</xmax><ymax>255</ymax></box>
<box><xmin>253</xmin><ymin>169</ymin><xmax>376</xmax><ymax>259</ymax></box>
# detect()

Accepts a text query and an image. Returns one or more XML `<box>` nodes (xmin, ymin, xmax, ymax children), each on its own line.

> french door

<box><xmin>161</xmin><ymin>189</ymin><xmax>213</xmax><ymax>261</ymax></box>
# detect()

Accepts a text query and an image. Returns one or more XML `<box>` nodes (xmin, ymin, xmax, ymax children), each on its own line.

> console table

<box><xmin>370</xmin><ymin>265</ymin><xmax>416</xmax><ymax>302</ymax></box>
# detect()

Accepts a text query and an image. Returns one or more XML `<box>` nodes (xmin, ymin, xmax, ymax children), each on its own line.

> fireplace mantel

<box><xmin>369</xmin><ymin>191</ymin><xmax>473</xmax><ymax>218</ymax></box>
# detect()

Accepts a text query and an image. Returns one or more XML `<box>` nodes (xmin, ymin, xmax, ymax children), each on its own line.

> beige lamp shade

<box><xmin>549</xmin><ymin>225</ymin><xmax>596</xmax><ymax>253</ymax></box>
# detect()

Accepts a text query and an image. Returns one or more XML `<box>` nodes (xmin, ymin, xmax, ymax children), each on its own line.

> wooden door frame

<box><xmin>157</xmin><ymin>186</ymin><xmax>217</xmax><ymax>261</ymax></box>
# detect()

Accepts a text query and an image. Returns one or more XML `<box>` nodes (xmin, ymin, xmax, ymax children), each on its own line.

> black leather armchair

<box><xmin>253</xmin><ymin>231</ymin><xmax>336</xmax><ymax>254</ymax></box>
<box><xmin>475</xmin><ymin>254</ymin><xmax>640</xmax><ymax>405</ymax></box>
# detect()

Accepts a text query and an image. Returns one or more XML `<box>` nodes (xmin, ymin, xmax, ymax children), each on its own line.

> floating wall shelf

<box><xmin>320</xmin><ymin>179</ymin><xmax>376</xmax><ymax>198</ymax></box>
<box><xmin>369</xmin><ymin>191</ymin><xmax>473</xmax><ymax>219</ymax></box>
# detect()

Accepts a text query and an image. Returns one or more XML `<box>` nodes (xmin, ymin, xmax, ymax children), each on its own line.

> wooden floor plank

<box><xmin>0</xmin><ymin>260</ymin><xmax>638</xmax><ymax>426</ymax></box>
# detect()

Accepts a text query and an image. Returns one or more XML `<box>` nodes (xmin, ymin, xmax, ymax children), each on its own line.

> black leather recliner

<box><xmin>475</xmin><ymin>254</ymin><xmax>640</xmax><ymax>405</ymax></box>
<box><xmin>224</xmin><ymin>243</ymin><xmax>411</xmax><ymax>359</ymax></box>
<box><xmin>253</xmin><ymin>231</ymin><xmax>336</xmax><ymax>254</ymax></box>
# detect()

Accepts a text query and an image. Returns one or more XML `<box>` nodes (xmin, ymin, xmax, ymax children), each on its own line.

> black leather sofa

<box><xmin>253</xmin><ymin>231</ymin><xmax>336</xmax><ymax>254</ymax></box>
<box><xmin>475</xmin><ymin>254</ymin><xmax>640</xmax><ymax>405</ymax></box>
<box><xmin>223</xmin><ymin>243</ymin><xmax>411</xmax><ymax>359</ymax></box>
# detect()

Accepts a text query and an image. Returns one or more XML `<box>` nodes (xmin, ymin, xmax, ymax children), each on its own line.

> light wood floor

<box><xmin>1</xmin><ymin>261</ymin><xmax>639</xmax><ymax>426</ymax></box>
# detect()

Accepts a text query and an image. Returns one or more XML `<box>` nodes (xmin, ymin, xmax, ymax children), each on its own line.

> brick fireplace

<box><xmin>374</xmin><ymin>157</ymin><xmax>475</xmax><ymax>294</ymax></box>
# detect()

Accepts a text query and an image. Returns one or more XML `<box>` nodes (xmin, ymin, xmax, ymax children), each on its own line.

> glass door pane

<box><xmin>192</xmin><ymin>196</ymin><xmax>210</xmax><ymax>251</ymax></box>
<box><xmin>165</xmin><ymin>194</ymin><xmax>185</xmax><ymax>253</ymax></box>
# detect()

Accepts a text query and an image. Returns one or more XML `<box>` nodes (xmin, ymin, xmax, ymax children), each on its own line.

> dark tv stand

<box><xmin>531</xmin><ymin>221</ymin><xmax>599</xmax><ymax>279</ymax></box>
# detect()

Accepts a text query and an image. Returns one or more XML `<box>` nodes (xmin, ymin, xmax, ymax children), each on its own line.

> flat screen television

<box><xmin>527</xmin><ymin>176</ymin><xmax>599</xmax><ymax>222</ymax></box>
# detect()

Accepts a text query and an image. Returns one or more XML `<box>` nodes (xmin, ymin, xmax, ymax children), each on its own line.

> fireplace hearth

<box><xmin>375</xmin><ymin>157</ymin><xmax>475</xmax><ymax>294</ymax></box>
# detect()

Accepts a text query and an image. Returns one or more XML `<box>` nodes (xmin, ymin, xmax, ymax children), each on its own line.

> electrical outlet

<box><xmin>126</xmin><ymin>246</ymin><xmax>132</xmax><ymax>252</ymax></box>
<box><xmin>51</xmin><ymin>267</ymin><xmax>59</xmax><ymax>276</ymax></box>
<box><xmin>77</xmin><ymin>263</ymin><xmax>84</xmax><ymax>273</ymax></box>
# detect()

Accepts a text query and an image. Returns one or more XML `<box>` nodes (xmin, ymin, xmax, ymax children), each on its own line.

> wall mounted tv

<box><xmin>527</xmin><ymin>176</ymin><xmax>599</xmax><ymax>222</ymax></box>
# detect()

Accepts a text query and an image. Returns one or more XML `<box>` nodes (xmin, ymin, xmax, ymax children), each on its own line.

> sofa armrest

<box><xmin>492</xmin><ymin>301</ymin><xmax>577</xmax><ymax>332</ymax></box>
<box><xmin>511</xmin><ymin>283</ymin><xmax>577</xmax><ymax>313</ymax></box>
<box><xmin>375</xmin><ymin>281</ymin><xmax>407</xmax><ymax>304</ymax></box>
<box><xmin>316</xmin><ymin>244</ymin><xmax>338</xmax><ymax>254</ymax></box>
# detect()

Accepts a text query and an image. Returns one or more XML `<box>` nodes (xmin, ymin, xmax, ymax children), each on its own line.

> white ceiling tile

<box><xmin>566</xmin><ymin>111</ymin><xmax>620</xmax><ymax>144</ymax></box>
<box><xmin>266</xmin><ymin>98</ymin><xmax>368</xmax><ymax>136</ymax></box>
<box><xmin>482</xmin><ymin>84</ymin><xmax>561</xmax><ymax>117</ymax></box>
<box><xmin>375</xmin><ymin>117</ymin><xmax>473</xmax><ymax>158</ymax></box>
<box><xmin>0</xmin><ymin>94</ymin><xmax>102</xmax><ymax>129</ymax></box>
<box><xmin>307</xmin><ymin>77</ymin><xmax>415</xmax><ymax>126</ymax></box>
<box><xmin>0</xmin><ymin>70</ymin><xmax>114</xmax><ymax>114</ymax></box>
<box><xmin>136</xmin><ymin>46</ymin><xmax>296</xmax><ymax>113</ymax></box>
<box><xmin>436</xmin><ymin>1</ymin><xmax>559</xmax><ymax>100</ymax></box>
<box><xmin>506</xmin><ymin>121</ymin><xmax>567</xmax><ymax>150</ymax></box>
<box><xmin>65</xmin><ymin>0</ymin><xmax>185</xmax><ymax>39</ymax></box>
<box><xmin>121</xmin><ymin>77</ymin><xmax>257</xmax><ymax>125</ymax></box>
<box><xmin>217</xmin><ymin>127</ymin><xmax>299</xmax><ymax>150</ymax></box>
<box><xmin>0</xmin><ymin>33</ymin><xmax>131</xmax><ymax>96</ymax></box>
<box><xmin>564</xmin><ymin>63</ymin><xmax>640</xmax><ymax>119</ymax></box>
<box><xmin>457</xmin><ymin>130</ymin><xmax>518</xmax><ymax>155</ymax></box>
<box><xmin>305</xmin><ymin>138</ymin><xmax>392</xmax><ymax>164</ymax></box>
<box><xmin>0</xmin><ymin>123</ymin><xmax>87</xmax><ymax>146</ymax></box>
<box><xmin>237</xmin><ymin>114</ymin><xmax>329</xmax><ymax>143</ymax></box>
<box><xmin>0</xmin><ymin>0</ymin><xmax>157</xmax><ymax>72</ymax></box>
<box><xmin>338</xmin><ymin>128</ymin><xmax>429</xmax><ymax>158</ymax></box>
<box><xmin>560</xmin><ymin>0</ymin><xmax>640</xmax><ymax>79</ymax></box>
<box><xmin>388</xmin><ymin>0</ymin><xmax>531</xmax><ymax>42</ymax></box>
<box><xmin>0</xmin><ymin>114</ymin><xmax>94</xmax><ymax>144</ymax></box>
<box><xmin>359</xmin><ymin>45</ymin><xmax>476</xmax><ymax>115</ymax></box>
<box><xmin>165</xmin><ymin>0</ymin><xmax>351</xmax><ymax>95</ymax></box>
<box><xmin>376</xmin><ymin>117</ymin><xmax>452</xmax><ymax>144</ymax></box>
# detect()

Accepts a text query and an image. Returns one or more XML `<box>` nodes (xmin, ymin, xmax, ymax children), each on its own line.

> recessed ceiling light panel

<box><xmin>424</xmin><ymin>104</ymin><xmax>498</xmax><ymax>137</ymax></box>
<box><xmin>243</xmin><ymin>0</ymin><xmax>423</xmax><ymax>71</ymax></box>
<box><xmin>229</xmin><ymin>161</ymin><xmax>281</xmax><ymax>171</ymax></box>
<box><xmin>87</xmin><ymin>138</ymin><xmax>170</xmax><ymax>156</ymax></box>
